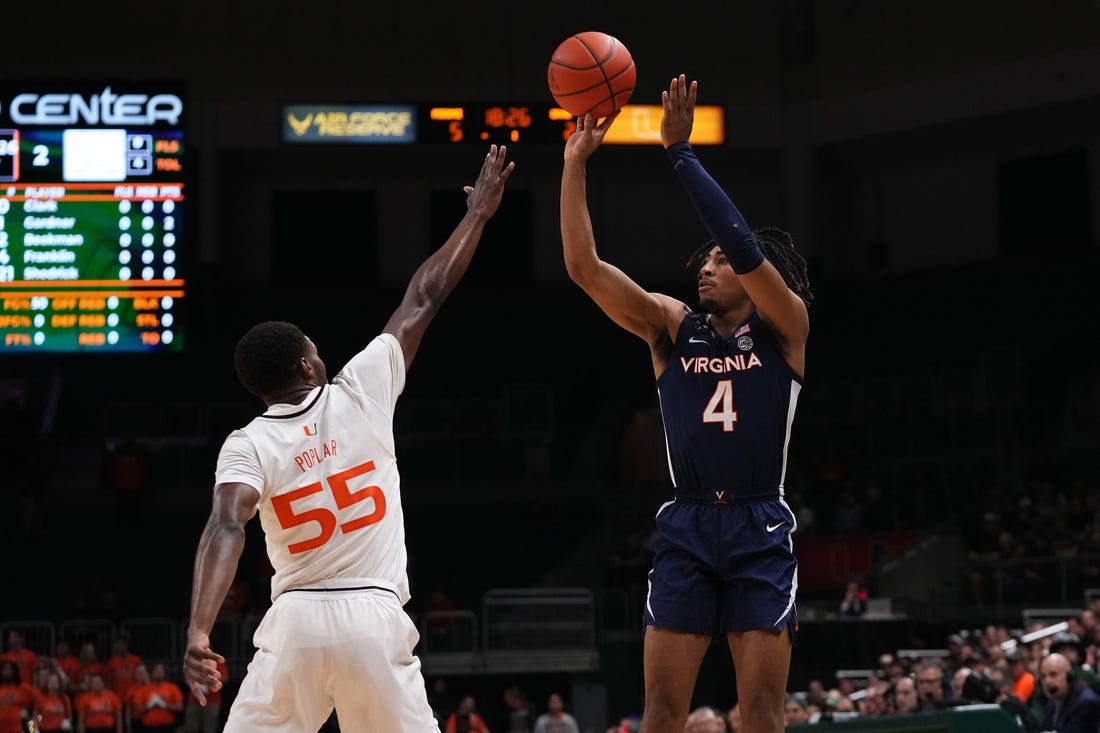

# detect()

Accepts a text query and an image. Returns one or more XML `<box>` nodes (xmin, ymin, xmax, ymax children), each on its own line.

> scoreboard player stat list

<box><xmin>0</xmin><ymin>86</ymin><xmax>186</xmax><ymax>352</ymax></box>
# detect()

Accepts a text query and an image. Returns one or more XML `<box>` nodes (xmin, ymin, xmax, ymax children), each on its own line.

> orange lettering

<box><xmin>78</xmin><ymin>314</ymin><xmax>106</xmax><ymax>327</ymax></box>
<box><xmin>53</xmin><ymin>297</ymin><xmax>79</xmax><ymax>310</ymax></box>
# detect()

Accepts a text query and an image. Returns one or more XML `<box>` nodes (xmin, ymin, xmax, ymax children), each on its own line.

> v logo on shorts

<box><xmin>766</xmin><ymin>522</ymin><xmax>785</xmax><ymax>532</ymax></box>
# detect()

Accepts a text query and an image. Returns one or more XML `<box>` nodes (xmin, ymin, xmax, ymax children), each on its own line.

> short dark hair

<box><xmin>686</xmin><ymin>228</ymin><xmax>814</xmax><ymax>306</ymax></box>
<box><xmin>234</xmin><ymin>321</ymin><xmax>309</xmax><ymax>398</ymax></box>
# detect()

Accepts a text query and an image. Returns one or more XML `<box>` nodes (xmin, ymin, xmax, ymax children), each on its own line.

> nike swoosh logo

<box><xmin>766</xmin><ymin>523</ymin><xmax>785</xmax><ymax>532</ymax></box>
<box><xmin>689</xmin><ymin>337</ymin><xmax>709</xmax><ymax>345</ymax></box>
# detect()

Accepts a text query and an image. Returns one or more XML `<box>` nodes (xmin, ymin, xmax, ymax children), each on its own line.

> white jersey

<box><xmin>214</xmin><ymin>333</ymin><xmax>410</xmax><ymax>604</ymax></box>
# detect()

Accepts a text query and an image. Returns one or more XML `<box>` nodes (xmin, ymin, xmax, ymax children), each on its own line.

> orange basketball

<box><xmin>547</xmin><ymin>31</ymin><xmax>636</xmax><ymax>119</ymax></box>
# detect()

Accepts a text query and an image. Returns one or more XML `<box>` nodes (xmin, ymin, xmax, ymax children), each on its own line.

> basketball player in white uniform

<box><xmin>183</xmin><ymin>145</ymin><xmax>514</xmax><ymax>732</ymax></box>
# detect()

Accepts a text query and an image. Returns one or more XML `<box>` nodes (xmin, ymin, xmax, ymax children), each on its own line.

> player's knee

<box><xmin>642</xmin><ymin>695</ymin><xmax>688</xmax><ymax>729</ymax></box>
<box><xmin>741</xmin><ymin>699</ymin><xmax>784</xmax><ymax>733</ymax></box>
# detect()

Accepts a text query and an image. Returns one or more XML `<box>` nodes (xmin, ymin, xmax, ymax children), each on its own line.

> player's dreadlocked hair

<box><xmin>685</xmin><ymin>226</ymin><xmax>814</xmax><ymax>306</ymax></box>
<box><xmin>234</xmin><ymin>320</ymin><xmax>309</xmax><ymax>398</ymax></box>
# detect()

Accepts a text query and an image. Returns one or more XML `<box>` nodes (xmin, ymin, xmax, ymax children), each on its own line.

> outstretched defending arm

<box><xmin>382</xmin><ymin>145</ymin><xmax>514</xmax><ymax>370</ymax></box>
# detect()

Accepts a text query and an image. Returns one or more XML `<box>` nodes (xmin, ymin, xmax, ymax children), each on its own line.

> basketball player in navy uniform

<box><xmin>183</xmin><ymin>145</ymin><xmax>514</xmax><ymax>732</ymax></box>
<box><xmin>560</xmin><ymin>75</ymin><xmax>813</xmax><ymax>733</ymax></box>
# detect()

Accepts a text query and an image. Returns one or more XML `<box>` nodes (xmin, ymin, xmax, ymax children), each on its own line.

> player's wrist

<box><xmin>665</xmin><ymin>140</ymin><xmax>692</xmax><ymax>156</ymax></box>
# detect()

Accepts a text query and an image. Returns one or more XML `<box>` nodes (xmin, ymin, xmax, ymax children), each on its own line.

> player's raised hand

<box><xmin>464</xmin><ymin>144</ymin><xmax>515</xmax><ymax>217</ymax></box>
<box><xmin>661</xmin><ymin>74</ymin><xmax>698</xmax><ymax>148</ymax></box>
<box><xmin>564</xmin><ymin>110</ymin><xmax>621</xmax><ymax>163</ymax></box>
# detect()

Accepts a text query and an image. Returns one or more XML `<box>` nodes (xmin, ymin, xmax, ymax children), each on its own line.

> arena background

<box><xmin>1</xmin><ymin>1</ymin><xmax>1099</xmax><ymax>730</ymax></box>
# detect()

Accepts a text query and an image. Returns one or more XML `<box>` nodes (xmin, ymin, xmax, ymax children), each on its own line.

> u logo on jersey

<box><xmin>302</xmin><ymin>423</ymin><xmax>318</xmax><ymax>436</ymax></box>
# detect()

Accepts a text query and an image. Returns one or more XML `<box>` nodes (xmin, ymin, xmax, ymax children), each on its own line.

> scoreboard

<box><xmin>0</xmin><ymin>84</ymin><xmax>186</xmax><ymax>353</ymax></box>
<box><xmin>281</xmin><ymin>103</ymin><xmax>725</xmax><ymax>146</ymax></box>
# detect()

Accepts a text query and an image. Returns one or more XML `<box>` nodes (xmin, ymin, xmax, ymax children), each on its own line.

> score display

<box><xmin>419</xmin><ymin>104</ymin><xmax>577</xmax><ymax>144</ymax></box>
<box><xmin>421</xmin><ymin>104</ymin><xmax>725</xmax><ymax>146</ymax></box>
<box><xmin>0</xmin><ymin>84</ymin><xmax>186</xmax><ymax>352</ymax></box>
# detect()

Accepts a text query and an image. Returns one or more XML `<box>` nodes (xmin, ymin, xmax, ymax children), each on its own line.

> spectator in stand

<box><xmin>1007</xmin><ymin>649</ymin><xmax>1036</xmax><ymax>702</ymax></box>
<box><xmin>103</xmin><ymin>636</ymin><xmax>142</xmax><ymax>703</ymax></box>
<box><xmin>838</xmin><ymin>580</ymin><xmax>867</xmax><ymax>617</ymax></box>
<box><xmin>782</xmin><ymin>694</ymin><xmax>810</xmax><ymax>726</ymax></box>
<box><xmin>966</xmin><ymin>650</ymin><xmax>989</xmax><ymax>678</ymax></box>
<box><xmin>54</xmin><ymin>641</ymin><xmax>81</xmax><ymax>692</ymax></box>
<box><xmin>883</xmin><ymin>656</ymin><xmax>907</xmax><ymax>684</ymax></box>
<box><xmin>607</xmin><ymin>716</ymin><xmax>639</xmax><ymax>733</ymax></box>
<box><xmin>1049</xmin><ymin>632</ymin><xmax>1100</xmax><ymax>692</ymax></box>
<box><xmin>835</xmin><ymin>677</ymin><xmax>857</xmax><ymax>699</ymax></box>
<box><xmin>1038</xmin><ymin>652</ymin><xmax>1100</xmax><ymax>733</ymax></box>
<box><xmin>501</xmin><ymin>684</ymin><xmax>536</xmax><ymax>733</ymax></box>
<box><xmin>124</xmin><ymin>664</ymin><xmax>151</xmax><ymax>731</ymax></box>
<box><xmin>0</xmin><ymin>660</ymin><xmax>34</xmax><ymax>733</ymax></box>
<box><xmin>891</xmin><ymin>676</ymin><xmax>920</xmax><ymax>714</ymax></box>
<box><xmin>945</xmin><ymin>634</ymin><xmax>969</xmax><ymax>673</ymax></box>
<box><xmin>33</xmin><ymin>671</ymin><xmax>73</xmax><ymax>732</ymax></box>
<box><xmin>182</xmin><ymin>657</ymin><xmax>228</xmax><ymax>733</ymax></box>
<box><xmin>73</xmin><ymin>643</ymin><xmax>105</xmax><ymax>697</ymax></box>
<box><xmin>805</xmin><ymin>679</ymin><xmax>827</xmax><ymax>711</ymax></box>
<box><xmin>75</xmin><ymin>672</ymin><xmax>123</xmax><ymax>733</ymax></box>
<box><xmin>128</xmin><ymin>663</ymin><xmax>183</xmax><ymax>732</ymax></box>
<box><xmin>683</xmin><ymin>705</ymin><xmax>726</xmax><ymax>733</ymax></box>
<box><xmin>830</xmin><ymin>693</ymin><xmax>857</xmax><ymax>717</ymax></box>
<box><xmin>533</xmin><ymin>693</ymin><xmax>579</xmax><ymax>733</ymax></box>
<box><xmin>861</xmin><ymin>680</ymin><xmax>890</xmax><ymax>717</ymax></box>
<box><xmin>1</xmin><ymin>629</ymin><xmax>39</xmax><ymax>686</ymax></box>
<box><xmin>982</xmin><ymin>638</ymin><xmax>1009</xmax><ymax>669</ymax></box>
<box><xmin>445</xmin><ymin>695</ymin><xmax>489</xmax><ymax>733</ymax></box>
<box><xmin>1077</xmin><ymin>609</ymin><xmax>1098</xmax><ymax>645</ymax></box>
<box><xmin>952</xmin><ymin>666</ymin><xmax>972</xmax><ymax>700</ymax></box>
<box><xmin>30</xmin><ymin>666</ymin><xmax>51</xmax><ymax>695</ymax></box>
<box><xmin>915</xmin><ymin>660</ymin><xmax>949</xmax><ymax>709</ymax></box>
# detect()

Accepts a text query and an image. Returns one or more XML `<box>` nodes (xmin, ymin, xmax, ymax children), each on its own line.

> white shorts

<box><xmin>224</xmin><ymin>581</ymin><xmax>439</xmax><ymax>732</ymax></box>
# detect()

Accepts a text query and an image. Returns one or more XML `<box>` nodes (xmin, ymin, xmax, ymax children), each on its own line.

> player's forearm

<box><xmin>187</xmin><ymin>518</ymin><xmax>245</xmax><ymax>638</ymax></box>
<box><xmin>560</xmin><ymin>160</ymin><xmax>599</xmax><ymax>281</ymax></box>
<box><xmin>666</xmin><ymin>142</ymin><xmax>763</xmax><ymax>274</ymax></box>
<box><xmin>407</xmin><ymin>211</ymin><xmax>489</xmax><ymax>311</ymax></box>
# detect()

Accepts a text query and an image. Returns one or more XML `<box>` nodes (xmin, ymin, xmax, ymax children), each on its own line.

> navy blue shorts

<box><xmin>643</xmin><ymin>495</ymin><xmax>798</xmax><ymax>637</ymax></box>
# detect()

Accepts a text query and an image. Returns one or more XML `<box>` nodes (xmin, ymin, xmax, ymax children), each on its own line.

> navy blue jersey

<box><xmin>656</xmin><ymin>310</ymin><xmax>802</xmax><ymax>497</ymax></box>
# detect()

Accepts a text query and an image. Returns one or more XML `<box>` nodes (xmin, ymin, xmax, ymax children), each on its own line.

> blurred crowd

<box><xmin>628</xmin><ymin>603</ymin><xmax>1100</xmax><ymax>733</ymax></box>
<box><xmin>8</xmin><ymin>603</ymin><xmax>1100</xmax><ymax>732</ymax></box>
<box><xmin>0</xmin><ymin>630</ymin><xmax>199</xmax><ymax>733</ymax></box>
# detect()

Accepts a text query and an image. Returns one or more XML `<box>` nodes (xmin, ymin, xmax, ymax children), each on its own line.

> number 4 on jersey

<box><xmin>702</xmin><ymin>379</ymin><xmax>738</xmax><ymax>432</ymax></box>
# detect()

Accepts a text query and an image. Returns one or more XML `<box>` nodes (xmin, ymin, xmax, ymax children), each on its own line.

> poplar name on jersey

<box><xmin>293</xmin><ymin>439</ymin><xmax>338</xmax><ymax>472</ymax></box>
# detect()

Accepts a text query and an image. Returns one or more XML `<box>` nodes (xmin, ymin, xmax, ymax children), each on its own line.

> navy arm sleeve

<box><xmin>666</xmin><ymin>141</ymin><xmax>764</xmax><ymax>274</ymax></box>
